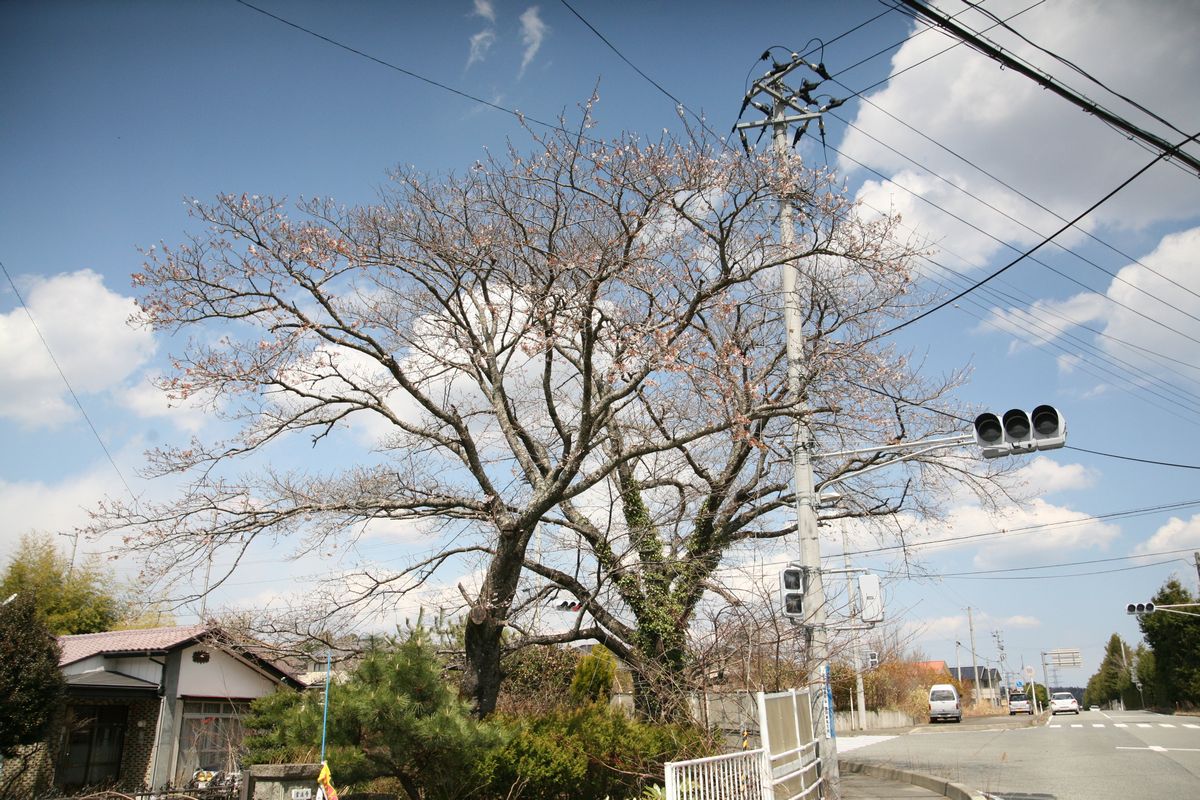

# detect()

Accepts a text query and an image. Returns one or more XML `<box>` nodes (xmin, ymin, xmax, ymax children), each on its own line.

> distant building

<box><xmin>949</xmin><ymin>665</ymin><xmax>1003</xmax><ymax>706</ymax></box>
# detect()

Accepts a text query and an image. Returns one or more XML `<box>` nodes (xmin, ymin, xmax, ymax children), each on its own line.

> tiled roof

<box><xmin>57</xmin><ymin>624</ymin><xmax>301</xmax><ymax>687</ymax></box>
<box><xmin>58</xmin><ymin>624</ymin><xmax>210</xmax><ymax>666</ymax></box>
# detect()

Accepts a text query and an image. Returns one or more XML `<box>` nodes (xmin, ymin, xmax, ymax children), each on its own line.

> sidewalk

<box><xmin>840</xmin><ymin>770</ymin><xmax>956</xmax><ymax>798</ymax></box>
<box><xmin>839</xmin><ymin>760</ymin><xmax>985</xmax><ymax>800</ymax></box>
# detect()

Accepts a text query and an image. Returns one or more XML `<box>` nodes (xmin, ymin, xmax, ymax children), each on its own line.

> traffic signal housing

<box><xmin>974</xmin><ymin>405</ymin><xmax>1066</xmax><ymax>459</ymax></box>
<box><xmin>780</xmin><ymin>566</ymin><xmax>805</xmax><ymax>620</ymax></box>
<box><xmin>1126</xmin><ymin>602</ymin><xmax>1156</xmax><ymax>615</ymax></box>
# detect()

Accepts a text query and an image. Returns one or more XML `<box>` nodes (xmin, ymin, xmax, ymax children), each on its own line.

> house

<box><xmin>948</xmin><ymin>665</ymin><xmax>1004</xmax><ymax>706</ymax></box>
<box><xmin>1</xmin><ymin>624</ymin><xmax>300</xmax><ymax>795</ymax></box>
<box><xmin>912</xmin><ymin>660</ymin><xmax>952</xmax><ymax>678</ymax></box>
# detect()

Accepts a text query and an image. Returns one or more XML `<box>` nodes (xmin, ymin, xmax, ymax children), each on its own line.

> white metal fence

<box><xmin>665</xmin><ymin>748</ymin><xmax>767</xmax><ymax>800</ymax></box>
<box><xmin>664</xmin><ymin>689</ymin><xmax>824</xmax><ymax>800</ymax></box>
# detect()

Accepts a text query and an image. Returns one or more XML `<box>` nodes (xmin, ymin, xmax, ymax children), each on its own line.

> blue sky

<box><xmin>3</xmin><ymin>0</ymin><xmax>1199</xmax><ymax>687</ymax></box>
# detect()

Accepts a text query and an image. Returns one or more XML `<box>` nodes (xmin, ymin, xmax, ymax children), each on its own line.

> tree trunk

<box><xmin>631</xmin><ymin>626</ymin><xmax>691</xmax><ymax>723</ymax></box>
<box><xmin>461</xmin><ymin>526</ymin><xmax>531</xmax><ymax>717</ymax></box>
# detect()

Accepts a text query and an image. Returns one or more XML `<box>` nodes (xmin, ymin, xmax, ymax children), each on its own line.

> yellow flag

<box><xmin>317</xmin><ymin>761</ymin><xmax>340</xmax><ymax>800</ymax></box>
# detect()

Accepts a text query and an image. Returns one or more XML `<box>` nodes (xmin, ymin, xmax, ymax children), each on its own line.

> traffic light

<box><xmin>973</xmin><ymin>405</ymin><xmax>1066</xmax><ymax>459</ymax></box>
<box><xmin>1126</xmin><ymin>602</ymin><xmax>1156</xmax><ymax>615</ymax></box>
<box><xmin>866</xmin><ymin>650</ymin><xmax>880</xmax><ymax>669</ymax></box>
<box><xmin>780</xmin><ymin>566</ymin><xmax>805</xmax><ymax>620</ymax></box>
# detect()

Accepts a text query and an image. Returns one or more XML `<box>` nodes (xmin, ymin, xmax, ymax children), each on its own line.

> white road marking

<box><xmin>1159</xmin><ymin>723</ymin><xmax>1176</xmax><ymax>728</ymax></box>
<box><xmin>1137</xmin><ymin>723</ymin><xmax>1152</xmax><ymax>728</ymax></box>
<box><xmin>1071</xmin><ymin>724</ymin><xmax>1083</xmax><ymax>728</ymax></box>
<box><xmin>1049</xmin><ymin>724</ymin><xmax>1061</xmax><ymax>728</ymax></box>
<box><xmin>1114</xmin><ymin>723</ymin><xmax>1127</xmax><ymax>728</ymax></box>
<box><xmin>1117</xmin><ymin>745</ymin><xmax>1200</xmax><ymax>753</ymax></box>
<box><xmin>838</xmin><ymin>735</ymin><xmax>896</xmax><ymax>753</ymax></box>
<box><xmin>1184</xmin><ymin>724</ymin><xmax>1200</xmax><ymax>729</ymax></box>
<box><xmin>1092</xmin><ymin>723</ymin><xmax>1105</xmax><ymax>728</ymax></box>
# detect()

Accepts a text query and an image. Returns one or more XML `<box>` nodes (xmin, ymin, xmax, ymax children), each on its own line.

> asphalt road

<box><xmin>841</xmin><ymin>709</ymin><xmax>1200</xmax><ymax>799</ymax></box>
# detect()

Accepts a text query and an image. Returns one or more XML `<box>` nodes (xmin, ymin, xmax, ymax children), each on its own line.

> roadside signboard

<box><xmin>1046</xmin><ymin>648</ymin><xmax>1083</xmax><ymax>668</ymax></box>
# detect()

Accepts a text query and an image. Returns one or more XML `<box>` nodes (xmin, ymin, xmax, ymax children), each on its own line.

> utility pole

<box><xmin>736</xmin><ymin>51</ymin><xmax>842</xmax><ymax>792</ymax></box>
<box><xmin>842</xmin><ymin>529</ymin><xmax>867</xmax><ymax>730</ymax></box>
<box><xmin>967</xmin><ymin>607</ymin><xmax>982</xmax><ymax>708</ymax></box>
<box><xmin>993</xmin><ymin>630</ymin><xmax>1008</xmax><ymax>701</ymax></box>
<box><xmin>1193</xmin><ymin>551</ymin><xmax>1200</xmax><ymax>591</ymax></box>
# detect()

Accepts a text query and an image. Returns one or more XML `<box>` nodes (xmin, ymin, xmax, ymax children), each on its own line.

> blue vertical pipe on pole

<box><xmin>320</xmin><ymin>651</ymin><xmax>331</xmax><ymax>763</ymax></box>
<box><xmin>825</xmin><ymin>663</ymin><xmax>836</xmax><ymax>740</ymax></box>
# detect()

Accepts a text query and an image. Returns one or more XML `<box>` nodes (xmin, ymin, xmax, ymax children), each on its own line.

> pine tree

<box><xmin>0</xmin><ymin>594</ymin><xmax>66</xmax><ymax>758</ymax></box>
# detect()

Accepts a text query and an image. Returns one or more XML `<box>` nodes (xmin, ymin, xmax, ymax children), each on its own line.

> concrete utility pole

<box><xmin>735</xmin><ymin>51</ymin><xmax>843</xmax><ymax>792</ymax></box>
<box><xmin>842</xmin><ymin>529</ymin><xmax>868</xmax><ymax>730</ymax></box>
<box><xmin>1194</xmin><ymin>551</ymin><xmax>1200</xmax><ymax>590</ymax></box>
<box><xmin>967</xmin><ymin>607</ymin><xmax>982</xmax><ymax>708</ymax></box>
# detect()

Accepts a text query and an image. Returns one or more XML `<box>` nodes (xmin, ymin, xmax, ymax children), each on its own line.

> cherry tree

<box><xmin>96</xmin><ymin>110</ymin><xmax>1005</xmax><ymax>718</ymax></box>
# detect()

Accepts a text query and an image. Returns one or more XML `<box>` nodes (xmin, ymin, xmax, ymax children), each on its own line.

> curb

<box><xmin>840</xmin><ymin>759</ymin><xmax>987</xmax><ymax>800</ymax></box>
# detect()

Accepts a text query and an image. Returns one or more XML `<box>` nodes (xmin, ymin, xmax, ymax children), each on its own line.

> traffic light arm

<box><xmin>817</xmin><ymin>437</ymin><xmax>975</xmax><ymax>491</ymax></box>
<box><xmin>1155</xmin><ymin>603</ymin><xmax>1200</xmax><ymax>618</ymax></box>
<box><xmin>816</xmin><ymin>434</ymin><xmax>974</xmax><ymax>461</ymax></box>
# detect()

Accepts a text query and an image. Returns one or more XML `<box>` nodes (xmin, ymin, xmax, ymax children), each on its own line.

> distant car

<box><xmin>1051</xmin><ymin>692</ymin><xmax>1080</xmax><ymax>715</ymax></box>
<box><xmin>929</xmin><ymin>684</ymin><xmax>962</xmax><ymax>723</ymax></box>
<box><xmin>1089</xmin><ymin>704</ymin><xmax>1100</xmax><ymax>711</ymax></box>
<box><xmin>1009</xmin><ymin>692</ymin><xmax>1033</xmax><ymax>715</ymax></box>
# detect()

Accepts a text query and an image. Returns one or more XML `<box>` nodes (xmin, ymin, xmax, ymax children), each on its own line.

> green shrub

<box><xmin>569</xmin><ymin>646</ymin><xmax>617</xmax><ymax>706</ymax></box>
<box><xmin>482</xmin><ymin>704</ymin><xmax>711</xmax><ymax>800</ymax></box>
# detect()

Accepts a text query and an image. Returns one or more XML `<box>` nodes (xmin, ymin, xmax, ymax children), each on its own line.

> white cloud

<box><xmin>518</xmin><ymin>6</ymin><xmax>547</xmax><ymax>78</ymax></box>
<box><xmin>1013</xmin><ymin>456</ymin><xmax>1097</xmax><ymax>494</ymax></box>
<box><xmin>1000</xmin><ymin>615</ymin><xmax>1040</xmax><ymax>629</ymax></box>
<box><xmin>467</xmin><ymin>29</ymin><xmax>496</xmax><ymax>69</ymax></box>
<box><xmin>0</xmin><ymin>270</ymin><xmax>155</xmax><ymax>428</ymax></box>
<box><xmin>1133</xmin><ymin>512</ymin><xmax>1200</xmax><ymax>555</ymax></box>
<box><xmin>903</xmin><ymin>497</ymin><xmax>1120</xmax><ymax>569</ymax></box>
<box><xmin>116</xmin><ymin>375</ymin><xmax>208</xmax><ymax>433</ymax></box>
<box><xmin>840</xmin><ymin>0</ymin><xmax>1200</xmax><ymax>266</ymax></box>
<box><xmin>0</xmin><ymin>472</ymin><xmax>114</xmax><ymax>561</ymax></box>
<box><xmin>472</xmin><ymin>0</ymin><xmax>496</xmax><ymax>23</ymax></box>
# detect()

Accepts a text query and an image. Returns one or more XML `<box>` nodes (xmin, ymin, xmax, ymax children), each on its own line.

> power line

<box><xmin>233</xmin><ymin>0</ymin><xmax>574</xmax><ymax>138</ymax></box>
<box><xmin>839</xmin><ymin>498</ymin><xmax>1200</xmax><ymax>558</ymax></box>
<box><xmin>831</xmin><ymin>110</ymin><xmax>1200</xmax><ymax>327</ymax></box>
<box><xmin>871</xmin><ymin>131</ymin><xmax>1200</xmax><ymax>339</ymax></box>
<box><xmin>958</xmin><ymin>0</ymin><xmax>1190</xmax><ymax>139</ymax></box>
<box><xmin>936</xmin><ymin>546</ymin><xmax>1200</xmax><ymax>577</ymax></box>
<box><xmin>1063</xmin><ymin>446</ymin><xmax>1200</xmax><ymax>471</ymax></box>
<box><xmin>894</xmin><ymin>0</ymin><xmax>1200</xmax><ymax>177</ymax></box>
<box><xmin>0</xmin><ymin>259</ymin><xmax>136</xmax><ymax>501</ymax></box>
<box><xmin>938</xmin><ymin>556</ymin><xmax>1185</xmax><ymax>581</ymax></box>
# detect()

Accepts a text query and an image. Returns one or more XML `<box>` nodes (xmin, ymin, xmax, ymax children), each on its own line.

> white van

<box><xmin>928</xmin><ymin>683</ymin><xmax>962</xmax><ymax>723</ymax></box>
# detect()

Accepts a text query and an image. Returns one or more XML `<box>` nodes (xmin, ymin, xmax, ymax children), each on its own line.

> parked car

<box><xmin>1009</xmin><ymin>692</ymin><xmax>1033</xmax><ymax>715</ymax></box>
<box><xmin>929</xmin><ymin>683</ymin><xmax>962</xmax><ymax>723</ymax></box>
<box><xmin>1050</xmin><ymin>692</ymin><xmax>1080</xmax><ymax>715</ymax></box>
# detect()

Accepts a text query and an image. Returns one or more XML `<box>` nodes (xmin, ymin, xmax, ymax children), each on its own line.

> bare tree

<box><xmin>499</xmin><ymin>168</ymin><xmax>1012</xmax><ymax>720</ymax></box>
<box><xmin>95</xmin><ymin>106</ymin><xmax>1012</xmax><ymax>718</ymax></box>
<box><xmin>95</xmin><ymin>109</ymin><xmax>828</xmax><ymax>715</ymax></box>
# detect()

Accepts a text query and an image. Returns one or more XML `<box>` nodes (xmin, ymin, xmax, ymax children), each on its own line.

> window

<box><xmin>55</xmin><ymin>706</ymin><xmax>128</xmax><ymax>789</ymax></box>
<box><xmin>930</xmin><ymin>690</ymin><xmax>955</xmax><ymax>701</ymax></box>
<box><xmin>175</xmin><ymin>701</ymin><xmax>249</xmax><ymax>785</ymax></box>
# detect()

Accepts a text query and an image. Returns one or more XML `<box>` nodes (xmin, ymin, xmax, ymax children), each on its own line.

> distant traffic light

<box><xmin>866</xmin><ymin>650</ymin><xmax>880</xmax><ymax>669</ymax></box>
<box><xmin>974</xmin><ymin>405</ymin><xmax>1066</xmax><ymax>459</ymax></box>
<box><xmin>780</xmin><ymin>566</ymin><xmax>805</xmax><ymax>620</ymax></box>
<box><xmin>1126</xmin><ymin>602</ymin><xmax>1156</xmax><ymax>615</ymax></box>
